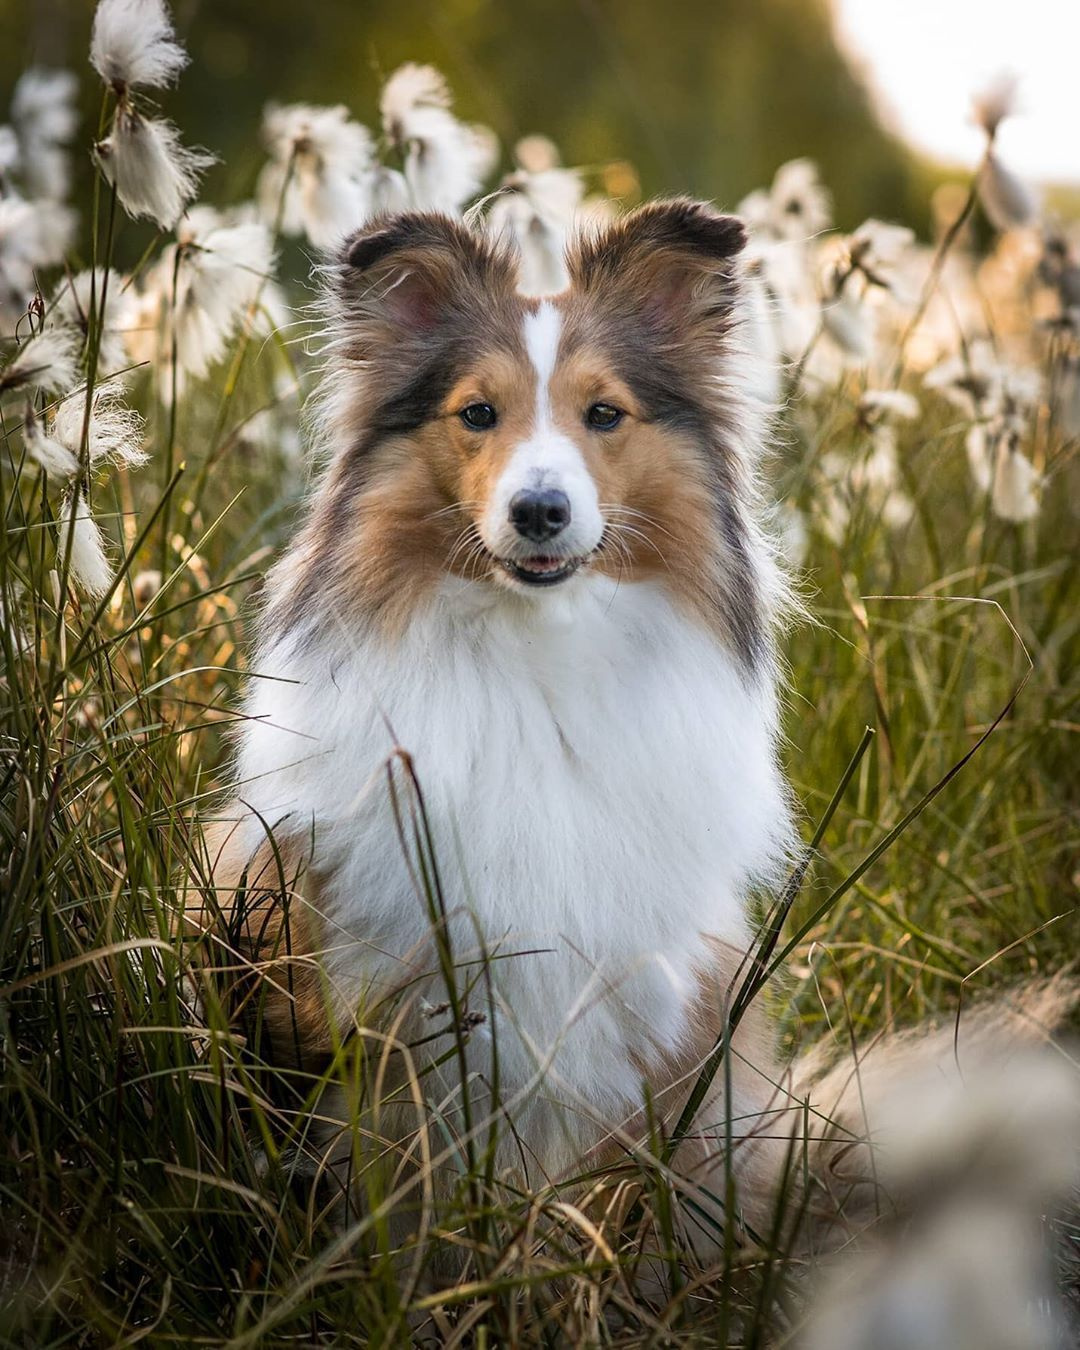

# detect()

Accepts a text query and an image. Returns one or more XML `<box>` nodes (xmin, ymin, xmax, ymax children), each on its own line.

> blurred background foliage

<box><xmin>4</xmin><ymin>0</ymin><xmax>943</xmax><ymax>244</ymax></box>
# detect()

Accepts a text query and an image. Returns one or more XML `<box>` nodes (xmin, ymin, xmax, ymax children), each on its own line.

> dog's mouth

<box><xmin>499</xmin><ymin>553</ymin><xmax>587</xmax><ymax>587</ymax></box>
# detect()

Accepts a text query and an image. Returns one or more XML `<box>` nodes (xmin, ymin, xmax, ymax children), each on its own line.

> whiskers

<box><xmin>424</xmin><ymin>501</ymin><xmax>496</xmax><ymax>584</ymax></box>
<box><xmin>445</xmin><ymin>517</ymin><xmax>495</xmax><ymax>582</ymax></box>
<box><xmin>600</xmin><ymin>503</ymin><xmax>672</xmax><ymax>571</ymax></box>
<box><xmin>423</xmin><ymin>499</ymin><xmax>481</xmax><ymax>525</ymax></box>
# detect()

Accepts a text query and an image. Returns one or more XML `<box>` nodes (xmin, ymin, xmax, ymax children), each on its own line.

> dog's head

<box><xmin>275</xmin><ymin>201</ymin><xmax>779</xmax><ymax>669</ymax></box>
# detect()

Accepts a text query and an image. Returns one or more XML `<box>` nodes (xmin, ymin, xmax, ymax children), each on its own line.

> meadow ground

<box><xmin>1</xmin><ymin>15</ymin><xmax>1079</xmax><ymax>1346</ymax></box>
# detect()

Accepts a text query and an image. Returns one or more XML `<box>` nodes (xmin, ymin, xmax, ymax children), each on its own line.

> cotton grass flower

<box><xmin>1038</xmin><ymin>227</ymin><xmax>1080</xmax><ymax>322</ymax></box>
<box><xmin>49</xmin><ymin>269</ymin><xmax>131</xmax><ymax>377</ymax></box>
<box><xmin>89</xmin><ymin>0</ymin><xmax>211</xmax><ymax>230</ymax></box>
<box><xmin>22</xmin><ymin>402</ymin><xmax>79</xmax><ymax>477</ymax></box>
<box><xmin>847</xmin><ymin>218</ymin><xmax>915</xmax><ymax>288</ymax></box>
<box><xmin>11</xmin><ymin>69</ymin><xmax>78</xmax><ymax>145</ymax></box>
<box><xmin>744</xmin><ymin>238</ymin><xmax>820</xmax><ymax>360</ymax></box>
<box><xmin>163</xmin><ymin>208</ymin><xmax>276</xmax><ymax>381</ymax></box>
<box><xmin>15</xmin><ymin>198</ymin><xmax>76</xmax><ymax>273</ymax></box>
<box><xmin>0</xmin><ymin>196</ymin><xmax>77</xmax><ymax>330</ymax></box>
<box><xmin>58</xmin><ymin>490</ymin><xmax>114</xmax><ymax>598</ymax></box>
<box><xmin>971</xmin><ymin>72</ymin><xmax>1022</xmax><ymax>140</ymax></box>
<box><xmin>1</xmin><ymin>198</ymin><xmax>51</xmax><ymax>330</ymax></box>
<box><xmin>132</xmin><ymin>569</ymin><xmax>162</xmax><ymax>607</ymax></box>
<box><xmin>58</xmin><ymin>385</ymin><xmax>145</xmax><ymax>470</ymax></box>
<box><xmin>968</xmin><ymin>72</ymin><xmax>1038</xmax><ymax>234</ymax></box>
<box><xmin>21</xmin><ymin>385</ymin><xmax>145</xmax><ymax>481</ymax></box>
<box><xmin>487</xmin><ymin>144</ymin><xmax>584</xmax><ymax>296</ymax></box>
<box><xmin>403</xmin><ymin>112</ymin><xmax>496</xmax><ymax>213</ymax></box>
<box><xmin>513</xmin><ymin>134</ymin><xmax>561</xmax><ymax>175</ymax></box>
<box><xmin>821</xmin><ymin>286</ymin><xmax>875</xmax><ymax>363</ymax></box>
<box><xmin>90</xmin><ymin>0</ymin><xmax>188</xmax><ymax>93</ymax></box>
<box><xmin>0</xmin><ymin>592</ymin><xmax>31</xmax><ymax>658</ymax></box>
<box><xmin>769</xmin><ymin>159</ymin><xmax>831</xmax><ymax>238</ymax></box>
<box><xmin>0</xmin><ymin>326</ymin><xmax>80</xmax><ymax>395</ymax></box>
<box><xmin>380</xmin><ymin>62</ymin><xmax>450</xmax><ymax>131</ymax></box>
<box><xmin>11</xmin><ymin>68</ymin><xmax>79</xmax><ymax>200</ymax></box>
<box><xmin>257</xmin><ymin>103</ymin><xmax>373</xmax><ymax>248</ymax></box>
<box><xmin>965</xmin><ymin>423</ymin><xmax>995</xmax><ymax>492</ymax></box>
<box><xmin>367</xmin><ymin>165</ymin><xmax>410</xmax><ymax>216</ymax></box>
<box><xmin>991</xmin><ymin>445</ymin><xmax>1041</xmax><ymax>522</ymax></box>
<box><xmin>94</xmin><ymin>105</ymin><xmax>213</xmax><ymax>230</ymax></box>
<box><xmin>381</xmin><ymin>63</ymin><xmax>497</xmax><ymax>214</ymax></box>
<box><xmin>131</xmin><ymin>207</ymin><xmax>278</xmax><ymax>396</ymax></box>
<box><xmin>739</xmin><ymin>158</ymin><xmax>832</xmax><ymax>243</ymax></box>
<box><xmin>924</xmin><ymin>341</ymin><xmax>1042</xmax><ymax>421</ymax></box>
<box><xmin>818</xmin><ymin>426</ymin><xmax>913</xmax><ymax>542</ymax></box>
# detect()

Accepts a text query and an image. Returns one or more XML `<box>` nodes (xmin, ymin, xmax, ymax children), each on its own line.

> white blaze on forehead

<box><xmin>523</xmin><ymin>301</ymin><xmax>562</xmax><ymax>431</ymax></box>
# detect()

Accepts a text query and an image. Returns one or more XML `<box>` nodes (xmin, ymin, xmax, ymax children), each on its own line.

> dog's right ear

<box><xmin>334</xmin><ymin>213</ymin><xmax>517</xmax><ymax>348</ymax></box>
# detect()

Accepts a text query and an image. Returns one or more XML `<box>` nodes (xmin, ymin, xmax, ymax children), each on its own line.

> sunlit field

<box><xmin>1</xmin><ymin>3</ymin><xmax>1078</xmax><ymax>1344</ymax></box>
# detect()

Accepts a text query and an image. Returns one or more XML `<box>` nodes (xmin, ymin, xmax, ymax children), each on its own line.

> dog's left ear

<box><xmin>566</xmin><ymin>198</ymin><xmax>746</xmax><ymax>337</ymax></box>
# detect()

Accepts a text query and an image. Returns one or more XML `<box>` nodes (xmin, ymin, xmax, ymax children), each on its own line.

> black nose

<box><xmin>509</xmin><ymin>488</ymin><xmax>571</xmax><ymax>542</ymax></box>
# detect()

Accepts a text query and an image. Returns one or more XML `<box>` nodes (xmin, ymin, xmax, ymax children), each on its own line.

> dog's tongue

<box><xmin>520</xmin><ymin>556</ymin><xmax>564</xmax><ymax>574</ymax></box>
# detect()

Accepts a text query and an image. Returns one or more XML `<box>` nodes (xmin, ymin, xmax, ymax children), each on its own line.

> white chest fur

<box><xmin>234</xmin><ymin>575</ymin><xmax>792</xmax><ymax>1167</ymax></box>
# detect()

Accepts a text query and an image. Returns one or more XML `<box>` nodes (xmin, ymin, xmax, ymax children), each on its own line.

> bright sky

<box><xmin>833</xmin><ymin>0</ymin><xmax>1080</xmax><ymax>184</ymax></box>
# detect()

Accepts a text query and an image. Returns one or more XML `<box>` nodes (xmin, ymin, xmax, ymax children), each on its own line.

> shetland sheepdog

<box><xmin>196</xmin><ymin>201</ymin><xmax>1075</xmax><ymax>1251</ymax></box>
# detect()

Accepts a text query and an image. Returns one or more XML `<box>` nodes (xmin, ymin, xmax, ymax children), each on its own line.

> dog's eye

<box><xmin>586</xmin><ymin>403</ymin><xmax>623</xmax><ymax>431</ymax></box>
<box><xmin>460</xmin><ymin>403</ymin><xmax>498</xmax><ymax>430</ymax></box>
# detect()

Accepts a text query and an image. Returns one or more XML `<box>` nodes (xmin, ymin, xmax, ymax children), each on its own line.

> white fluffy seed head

<box><xmin>380</xmin><ymin>63</ymin><xmax>451</xmax><ymax>141</ymax></box>
<box><xmin>742</xmin><ymin>157</ymin><xmax>832</xmax><ymax>242</ymax></box>
<box><xmin>257</xmin><ymin>103</ymin><xmax>374</xmax><ymax>247</ymax></box>
<box><xmin>0</xmin><ymin>326</ymin><xmax>80</xmax><ymax>396</ymax></box>
<box><xmin>991</xmin><ymin>446</ymin><xmax>1041</xmax><ymax>522</ymax></box>
<box><xmin>90</xmin><ymin>0</ymin><xmax>189</xmax><ymax>91</ymax></box>
<box><xmin>20</xmin><ymin>384</ymin><xmax>145</xmax><ymax>481</ymax></box>
<box><xmin>925</xmin><ymin>341</ymin><xmax>1043</xmax><ymax>420</ymax></box>
<box><xmin>49</xmin><ymin>269</ymin><xmax>130</xmax><ymax>377</ymax></box>
<box><xmin>12</xmin><ymin>68</ymin><xmax>79</xmax><ymax>144</ymax></box>
<box><xmin>9</xmin><ymin>69</ymin><xmax>78</xmax><ymax>200</ymax></box>
<box><xmin>965</xmin><ymin>423</ymin><xmax>994</xmax><ymax>493</ymax></box>
<box><xmin>22</xmin><ymin>403</ymin><xmax>79</xmax><ymax>478</ymax></box>
<box><xmin>0</xmin><ymin>196</ymin><xmax>76</xmax><ymax>305</ymax></box>
<box><xmin>821</xmin><ymin>286</ymin><xmax>875</xmax><ymax>363</ymax></box>
<box><xmin>23</xmin><ymin>144</ymin><xmax>73</xmax><ymax>202</ymax></box>
<box><xmin>367</xmin><ymin>165</ymin><xmax>410</xmax><ymax>216</ymax></box>
<box><xmin>59</xmin><ymin>492</ymin><xmax>114</xmax><ymax>598</ymax></box>
<box><xmin>400</xmin><ymin>107</ymin><xmax>497</xmax><ymax>213</ymax></box>
<box><xmin>94</xmin><ymin>106</ymin><xmax>213</xmax><ymax>229</ymax></box>
<box><xmin>55</xmin><ymin>385</ymin><xmax>146</xmax><ymax>469</ymax></box>
<box><xmin>161</xmin><ymin>213</ymin><xmax>276</xmax><ymax>379</ymax></box>
<box><xmin>487</xmin><ymin>166</ymin><xmax>583</xmax><ymax>296</ymax></box>
<box><xmin>849</xmin><ymin>218</ymin><xmax>915</xmax><ymax>275</ymax></box>
<box><xmin>379</xmin><ymin>62</ymin><xmax>497</xmax><ymax>214</ymax></box>
<box><xmin>971</xmin><ymin>71</ymin><xmax>1022</xmax><ymax>139</ymax></box>
<box><xmin>513</xmin><ymin>134</ymin><xmax>561</xmax><ymax>174</ymax></box>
